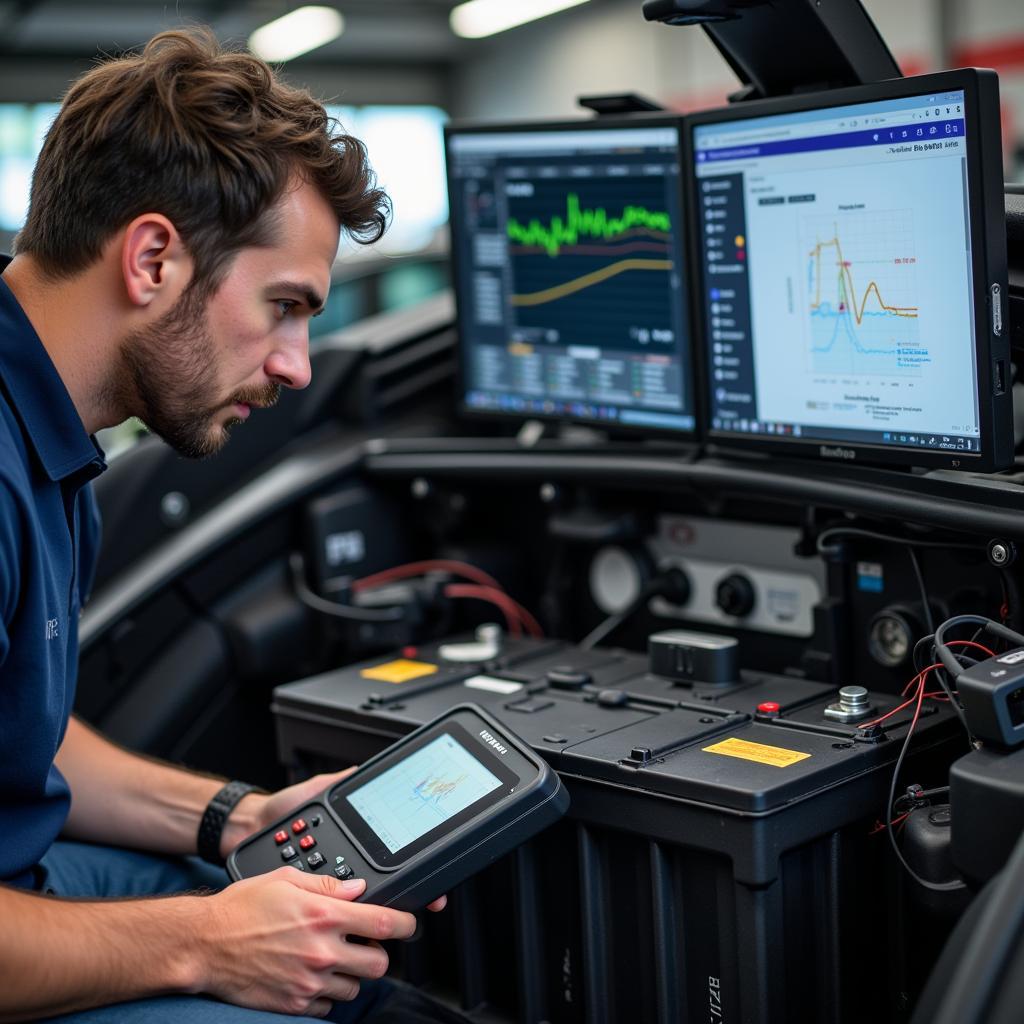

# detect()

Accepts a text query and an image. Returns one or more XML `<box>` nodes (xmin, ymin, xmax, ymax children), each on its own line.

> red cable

<box><xmin>502</xmin><ymin>597</ymin><xmax>544</xmax><ymax>637</ymax></box>
<box><xmin>444</xmin><ymin>584</ymin><xmax>545</xmax><ymax>639</ymax></box>
<box><xmin>870</xmin><ymin>811</ymin><xmax>911</xmax><ymax>835</ymax></box>
<box><xmin>944</xmin><ymin>639</ymin><xmax>996</xmax><ymax>658</ymax></box>
<box><xmin>353</xmin><ymin>559</ymin><xmax>504</xmax><ymax>593</ymax></box>
<box><xmin>443</xmin><ymin>584</ymin><xmax>524</xmax><ymax>637</ymax></box>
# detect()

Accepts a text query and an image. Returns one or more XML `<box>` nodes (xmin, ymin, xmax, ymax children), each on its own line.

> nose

<box><xmin>265</xmin><ymin>331</ymin><xmax>312</xmax><ymax>390</ymax></box>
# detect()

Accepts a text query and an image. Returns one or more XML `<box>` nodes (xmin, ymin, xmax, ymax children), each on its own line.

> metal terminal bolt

<box><xmin>824</xmin><ymin>684</ymin><xmax>875</xmax><ymax>723</ymax></box>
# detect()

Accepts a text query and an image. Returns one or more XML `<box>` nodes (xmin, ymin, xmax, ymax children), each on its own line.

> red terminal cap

<box><xmin>402</xmin><ymin>646</ymin><xmax>418</xmax><ymax>658</ymax></box>
<box><xmin>757</xmin><ymin>702</ymin><xmax>781</xmax><ymax>714</ymax></box>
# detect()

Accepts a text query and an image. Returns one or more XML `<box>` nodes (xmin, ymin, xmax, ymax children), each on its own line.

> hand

<box><xmin>195</xmin><ymin>869</ymin><xmax>414</xmax><ymax>1017</ymax></box>
<box><xmin>222</xmin><ymin>770</ymin><xmax>447</xmax><ymax>912</ymax></box>
<box><xmin>257</xmin><ymin>769</ymin><xmax>360</xmax><ymax>833</ymax></box>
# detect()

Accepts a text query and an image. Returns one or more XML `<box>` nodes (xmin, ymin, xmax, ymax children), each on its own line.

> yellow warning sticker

<box><xmin>359</xmin><ymin>659</ymin><xmax>439</xmax><ymax>684</ymax></box>
<box><xmin>702</xmin><ymin>737</ymin><xmax>811</xmax><ymax>768</ymax></box>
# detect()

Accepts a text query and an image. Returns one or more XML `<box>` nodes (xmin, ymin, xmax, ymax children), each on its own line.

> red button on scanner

<box><xmin>291</xmin><ymin>818</ymin><xmax>307</xmax><ymax>834</ymax></box>
<box><xmin>274</xmin><ymin>830</ymin><xmax>289</xmax><ymax>845</ymax></box>
<box><xmin>299</xmin><ymin>834</ymin><xmax>316</xmax><ymax>850</ymax></box>
<box><xmin>758</xmin><ymin>702</ymin><xmax>781</xmax><ymax>714</ymax></box>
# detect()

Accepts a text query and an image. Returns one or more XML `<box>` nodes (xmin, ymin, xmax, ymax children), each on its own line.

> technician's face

<box><xmin>120</xmin><ymin>180</ymin><xmax>340</xmax><ymax>459</ymax></box>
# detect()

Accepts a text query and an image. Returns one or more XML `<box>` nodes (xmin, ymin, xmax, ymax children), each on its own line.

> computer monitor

<box><xmin>689</xmin><ymin>69</ymin><xmax>1011</xmax><ymax>471</ymax></box>
<box><xmin>446</xmin><ymin>114</ymin><xmax>697</xmax><ymax>437</ymax></box>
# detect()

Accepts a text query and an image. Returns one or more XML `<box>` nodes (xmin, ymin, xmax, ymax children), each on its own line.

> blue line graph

<box><xmin>802</xmin><ymin>210</ymin><xmax>928</xmax><ymax>377</ymax></box>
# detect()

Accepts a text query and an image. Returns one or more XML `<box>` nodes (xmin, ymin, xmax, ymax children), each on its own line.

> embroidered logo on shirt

<box><xmin>45</xmin><ymin>618</ymin><xmax>59</xmax><ymax>640</ymax></box>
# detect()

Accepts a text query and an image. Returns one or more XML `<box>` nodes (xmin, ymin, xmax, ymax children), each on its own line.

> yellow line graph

<box><xmin>809</xmin><ymin>234</ymin><xmax>918</xmax><ymax>323</ymax></box>
<box><xmin>510</xmin><ymin>258</ymin><xmax>673</xmax><ymax>307</ymax></box>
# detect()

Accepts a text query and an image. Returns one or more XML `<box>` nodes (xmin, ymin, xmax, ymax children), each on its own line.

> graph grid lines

<box><xmin>800</xmin><ymin>209</ymin><xmax>928</xmax><ymax>378</ymax></box>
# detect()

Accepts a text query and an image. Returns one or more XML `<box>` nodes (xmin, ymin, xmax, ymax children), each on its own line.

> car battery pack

<box><xmin>270</xmin><ymin>632</ymin><xmax>960</xmax><ymax>1024</ymax></box>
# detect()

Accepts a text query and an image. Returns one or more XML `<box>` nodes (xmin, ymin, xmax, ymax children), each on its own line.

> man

<box><xmin>0</xmin><ymin>27</ymin><xmax>461</xmax><ymax>1024</ymax></box>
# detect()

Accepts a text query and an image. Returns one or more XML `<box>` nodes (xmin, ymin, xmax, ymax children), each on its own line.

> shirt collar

<box><xmin>0</xmin><ymin>258</ymin><xmax>106</xmax><ymax>482</ymax></box>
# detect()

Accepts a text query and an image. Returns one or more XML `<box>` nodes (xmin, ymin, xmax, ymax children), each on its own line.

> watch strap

<box><xmin>198</xmin><ymin>780</ymin><xmax>256</xmax><ymax>865</ymax></box>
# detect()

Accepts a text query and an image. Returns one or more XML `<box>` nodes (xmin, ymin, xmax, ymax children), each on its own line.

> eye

<box><xmin>275</xmin><ymin>299</ymin><xmax>299</xmax><ymax>318</ymax></box>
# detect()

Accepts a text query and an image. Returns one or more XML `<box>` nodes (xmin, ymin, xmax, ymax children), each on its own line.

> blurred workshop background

<box><xmin>0</xmin><ymin>0</ymin><xmax>1019</xmax><ymax>373</ymax></box>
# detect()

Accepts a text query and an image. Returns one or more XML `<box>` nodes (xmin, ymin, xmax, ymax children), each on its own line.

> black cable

<box><xmin>579</xmin><ymin>567</ymin><xmax>688</xmax><ymax>650</ymax></box>
<box><xmin>884</xmin><ymin>692</ymin><xmax>966</xmax><ymax>893</ymax></box>
<box><xmin>934</xmin><ymin>615</ymin><xmax>1024</xmax><ymax>679</ymax></box>
<box><xmin>579</xmin><ymin>589</ymin><xmax>648</xmax><ymax>650</ymax></box>
<box><xmin>906</xmin><ymin>547</ymin><xmax>935</xmax><ymax>635</ymax></box>
<box><xmin>902</xmin><ymin>548</ymin><xmax>981</xmax><ymax>745</ymax></box>
<box><xmin>912</xmin><ymin>633</ymin><xmax>934</xmax><ymax>676</ymax></box>
<box><xmin>815</xmin><ymin>526</ymin><xmax>983</xmax><ymax>554</ymax></box>
<box><xmin>910</xmin><ymin>631</ymin><xmax>974</xmax><ymax>747</ymax></box>
<box><xmin>289</xmin><ymin>553</ymin><xmax>406</xmax><ymax>623</ymax></box>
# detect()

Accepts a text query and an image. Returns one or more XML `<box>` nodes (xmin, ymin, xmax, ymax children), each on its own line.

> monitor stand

<box><xmin>515</xmin><ymin>420</ymin><xmax>609</xmax><ymax>448</ymax></box>
<box><xmin>641</xmin><ymin>0</ymin><xmax>901</xmax><ymax>101</ymax></box>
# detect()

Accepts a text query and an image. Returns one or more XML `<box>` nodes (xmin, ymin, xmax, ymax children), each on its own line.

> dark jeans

<box><xmin>33</xmin><ymin>840</ymin><xmax>469</xmax><ymax>1024</ymax></box>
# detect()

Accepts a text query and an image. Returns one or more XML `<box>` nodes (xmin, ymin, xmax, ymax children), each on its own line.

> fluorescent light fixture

<box><xmin>450</xmin><ymin>0</ymin><xmax>590</xmax><ymax>39</ymax></box>
<box><xmin>249</xmin><ymin>6</ymin><xmax>344</xmax><ymax>62</ymax></box>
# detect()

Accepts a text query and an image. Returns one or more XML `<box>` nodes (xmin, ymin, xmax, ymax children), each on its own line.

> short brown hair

<box><xmin>16</xmin><ymin>27</ymin><xmax>388</xmax><ymax>289</ymax></box>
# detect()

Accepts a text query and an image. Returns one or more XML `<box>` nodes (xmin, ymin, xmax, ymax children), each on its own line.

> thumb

<box><xmin>283</xmin><ymin>866</ymin><xmax>366</xmax><ymax>900</ymax></box>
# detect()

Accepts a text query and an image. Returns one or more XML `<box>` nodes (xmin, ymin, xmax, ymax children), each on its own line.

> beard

<box><xmin>115</xmin><ymin>286</ymin><xmax>280</xmax><ymax>459</ymax></box>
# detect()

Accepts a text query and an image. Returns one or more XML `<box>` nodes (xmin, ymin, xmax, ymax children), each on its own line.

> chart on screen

<box><xmin>800</xmin><ymin>209</ymin><xmax>927</xmax><ymax>378</ymax></box>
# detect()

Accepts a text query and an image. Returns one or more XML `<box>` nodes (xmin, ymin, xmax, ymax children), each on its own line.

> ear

<box><xmin>120</xmin><ymin>214</ymin><xmax>192</xmax><ymax>309</ymax></box>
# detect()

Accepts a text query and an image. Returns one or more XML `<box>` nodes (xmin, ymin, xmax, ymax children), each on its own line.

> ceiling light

<box><xmin>450</xmin><ymin>0</ymin><xmax>591</xmax><ymax>39</ymax></box>
<box><xmin>249</xmin><ymin>6</ymin><xmax>345</xmax><ymax>62</ymax></box>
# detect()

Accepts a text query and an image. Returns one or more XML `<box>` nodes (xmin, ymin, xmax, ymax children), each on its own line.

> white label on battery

<box><xmin>998</xmin><ymin>650</ymin><xmax>1024</xmax><ymax>665</ymax></box>
<box><xmin>463</xmin><ymin>675</ymin><xmax>524</xmax><ymax>694</ymax></box>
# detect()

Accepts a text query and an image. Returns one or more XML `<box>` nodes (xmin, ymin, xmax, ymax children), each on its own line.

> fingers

<box><xmin>426</xmin><ymin>894</ymin><xmax>447</xmax><ymax>912</ymax></box>
<box><xmin>304</xmin><ymin>971</ymin><xmax>365</xmax><ymax>1016</ymax></box>
<box><xmin>280</xmin><ymin>870</ymin><xmax>417</xmax><ymax>940</ymax></box>
<box><xmin>329</xmin><ymin>942</ymin><xmax>389</xmax><ymax>981</ymax></box>
<box><xmin>341</xmin><ymin>901</ymin><xmax>417</xmax><ymax>942</ymax></box>
<box><xmin>283</xmin><ymin>870</ymin><xmax>366</xmax><ymax>900</ymax></box>
<box><xmin>320</xmin><ymin>973</ymin><xmax>364</xmax><ymax>1002</ymax></box>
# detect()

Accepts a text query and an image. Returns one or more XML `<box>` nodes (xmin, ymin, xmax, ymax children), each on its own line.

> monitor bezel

<box><xmin>445</xmin><ymin>112</ymin><xmax>701</xmax><ymax>443</ymax></box>
<box><xmin>683</xmin><ymin>68</ymin><xmax>1012</xmax><ymax>473</ymax></box>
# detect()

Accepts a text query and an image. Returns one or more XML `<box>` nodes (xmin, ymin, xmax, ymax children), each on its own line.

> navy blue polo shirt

<box><xmin>0</xmin><ymin>264</ymin><xmax>105</xmax><ymax>888</ymax></box>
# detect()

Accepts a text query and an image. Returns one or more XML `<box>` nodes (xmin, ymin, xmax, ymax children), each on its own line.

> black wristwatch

<box><xmin>198</xmin><ymin>780</ymin><xmax>258</xmax><ymax>865</ymax></box>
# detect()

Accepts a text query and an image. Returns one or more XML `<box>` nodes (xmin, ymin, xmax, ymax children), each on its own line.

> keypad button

<box><xmin>273</xmin><ymin>830</ymin><xmax>289</xmax><ymax>845</ymax></box>
<box><xmin>334</xmin><ymin>864</ymin><xmax>354</xmax><ymax>880</ymax></box>
<box><xmin>307</xmin><ymin>851</ymin><xmax>325</xmax><ymax>869</ymax></box>
<box><xmin>289</xmin><ymin>859</ymin><xmax>306</xmax><ymax>871</ymax></box>
<box><xmin>291</xmin><ymin>818</ymin><xmax>307</xmax><ymax>834</ymax></box>
<box><xmin>280</xmin><ymin>845</ymin><xmax>296</xmax><ymax>861</ymax></box>
<box><xmin>299</xmin><ymin>834</ymin><xmax>316</xmax><ymax>850</ymax></box>
<box><xmin>310</xmin><ymin>815</ymin><xmax>322</xmax><ymax>827</ymax></box>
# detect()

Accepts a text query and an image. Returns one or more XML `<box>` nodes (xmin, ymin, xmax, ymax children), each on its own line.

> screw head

<box><xmin>991</xmin><ymin>543</ymin><xmax>1009</xmax><ymax>565</ymax></box>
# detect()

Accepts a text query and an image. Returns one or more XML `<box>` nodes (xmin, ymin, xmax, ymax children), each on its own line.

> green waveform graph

<box><xmin>506</xmin><ymin>192</ymin><xmax>671</xmax><ymax>258</ymax></box>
